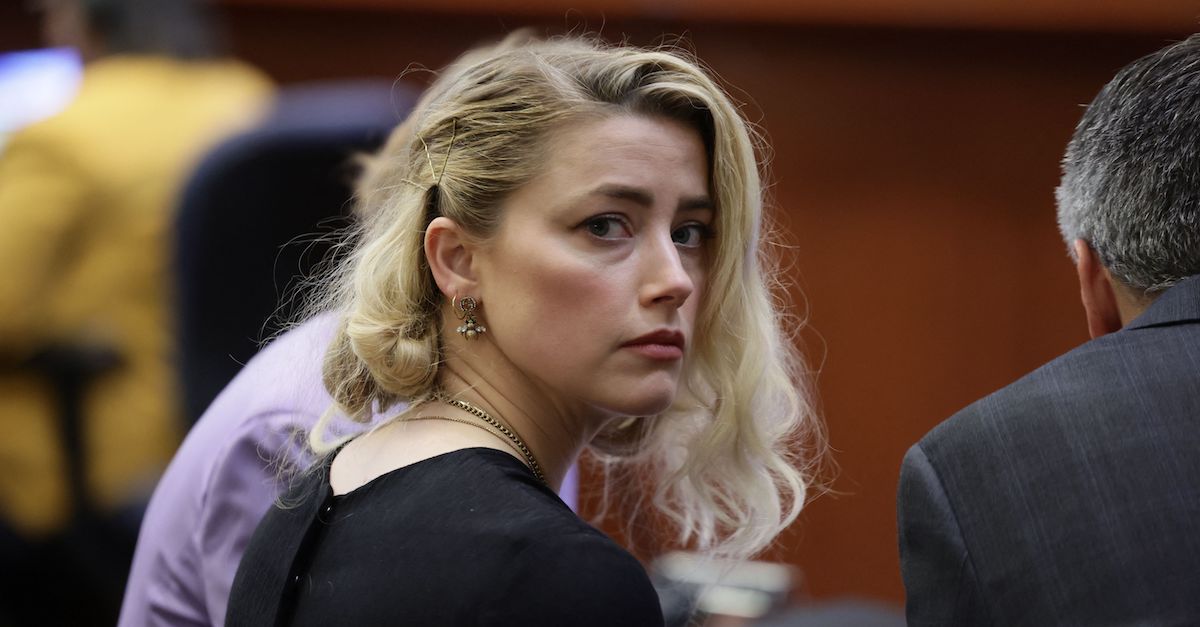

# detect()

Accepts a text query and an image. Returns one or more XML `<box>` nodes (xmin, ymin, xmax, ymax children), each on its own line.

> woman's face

<box><xmin>474</xmin><ymin>114</ymin><xmax>712</xmax><ymax>420</ymax></box>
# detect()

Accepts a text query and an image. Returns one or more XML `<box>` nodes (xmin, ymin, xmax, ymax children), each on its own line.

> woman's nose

<box><xmin>639</xmin><ymin>233</ymin><xmax>695</xmax><ymax>308</ymax></box>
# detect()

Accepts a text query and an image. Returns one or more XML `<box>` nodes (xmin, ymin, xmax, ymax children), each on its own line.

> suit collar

<box><xmin>1127</xmin><ymin>274</ymin><xmax>1200</xmax><ymax>330</ymax></box>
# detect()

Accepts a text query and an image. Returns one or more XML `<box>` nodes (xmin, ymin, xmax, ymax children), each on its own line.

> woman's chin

<box><xmin>604</xmin><ymin>387</ymin><xmax>678</xmax><ymax>419</ymax></box>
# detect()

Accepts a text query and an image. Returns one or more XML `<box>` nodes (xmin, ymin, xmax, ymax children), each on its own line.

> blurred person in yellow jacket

<box><xmin>0</xmin><ymin>0</ymin><xmax>271</xmax><ymax>546</ymax></box>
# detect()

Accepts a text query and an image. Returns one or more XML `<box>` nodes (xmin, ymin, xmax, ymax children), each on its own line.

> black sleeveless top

<box><xmin>226</xmin><ymin>447</ymin><xmax>664</xmax><ymax>626</ymax></box>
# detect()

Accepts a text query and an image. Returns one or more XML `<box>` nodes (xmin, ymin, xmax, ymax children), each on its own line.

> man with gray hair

<box><xmin>897</xmin><ymin>35</ymin><xmax>1200</xmax><ymax>626</ymax></box>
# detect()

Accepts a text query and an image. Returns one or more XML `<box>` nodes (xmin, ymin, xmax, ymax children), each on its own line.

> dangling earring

<box><xmin>454</xmin><ymin>295</ymin><xmax>486</xmax><ymax>340</ymax></box>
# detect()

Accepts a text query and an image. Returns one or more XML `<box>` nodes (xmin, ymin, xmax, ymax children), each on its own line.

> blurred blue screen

<box><xmin>0</xmin><ymin>47</ymin><xmax>83</xmax><ymax>138</ymax></box>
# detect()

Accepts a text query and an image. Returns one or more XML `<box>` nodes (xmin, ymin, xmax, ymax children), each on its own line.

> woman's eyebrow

<box><xmin>589</xmin><ymin>183</ymin><xmax>714</xmax><ymax>212</ymax></box>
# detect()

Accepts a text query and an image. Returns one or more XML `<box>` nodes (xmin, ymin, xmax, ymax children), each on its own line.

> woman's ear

<box><xmin>425</xmin><ymin>216</ymin><xmax>478</xmax><ymax>298</ymax></box>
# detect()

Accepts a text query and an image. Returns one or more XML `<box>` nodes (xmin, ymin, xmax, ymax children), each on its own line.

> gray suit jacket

<box><xmin>898</xmin><ymin>275</ymin><xmax>1200</xmax><ymax>627</ymax></box>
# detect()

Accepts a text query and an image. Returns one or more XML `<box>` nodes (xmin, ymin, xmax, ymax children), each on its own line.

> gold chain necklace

<box><xmin>428</xmin><ymin>394</ymin><xmax>547</xmax><ymax>486</ymax></box>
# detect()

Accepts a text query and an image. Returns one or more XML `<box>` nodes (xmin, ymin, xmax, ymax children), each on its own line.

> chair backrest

<box><xmin>175</xmin><ymin>80</ymin><xmax>417</xmax><ymax>426</ymax></box>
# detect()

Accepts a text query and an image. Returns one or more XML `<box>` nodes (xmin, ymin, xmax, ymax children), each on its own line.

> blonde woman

<box><xmin>227</xmin><ymin>32</ymin><xmax>821</xmax><ymax>626</ymax></box>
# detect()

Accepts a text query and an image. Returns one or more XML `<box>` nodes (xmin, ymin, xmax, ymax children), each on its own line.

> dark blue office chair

<box><xmin>174</xmin><ymin>80</ymin><xmax>417</xmax><ymax>426</ymax></box>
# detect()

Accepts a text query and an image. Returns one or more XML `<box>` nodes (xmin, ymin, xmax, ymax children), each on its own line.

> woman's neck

<box><xmin>435</xmin><ymin>354</ymin><xmax>607</xmax><ymax>492</ymax></box>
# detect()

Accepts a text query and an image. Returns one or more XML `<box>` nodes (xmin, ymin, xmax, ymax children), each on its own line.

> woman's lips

<box><xmin>622</xmin><ymin>329</ymin><xmax>685</xmax><ymax>361</ymax></box>
<box><xmin>623</xmin><ymin>342</ymin><xmax>684</xmax><ymax>360</ymax></box>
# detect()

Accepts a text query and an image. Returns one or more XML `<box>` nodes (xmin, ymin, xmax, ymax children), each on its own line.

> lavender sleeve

<box><xmin>194</xmin><ymin>411</ymin><xmax>313</xmax><ymax>625</ymax></box>
<box><xmin>119</xmin><ymin>318</ymin><xmax>338</xmax><ymax>627</ymax></box>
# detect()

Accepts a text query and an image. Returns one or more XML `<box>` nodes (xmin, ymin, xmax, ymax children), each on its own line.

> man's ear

<box><xmin>425</xmin><ymin>216</ymin><xmax>478</xmax><ymax>299</ymax></box>
<box><xmin>1073</xmin><ymin>239</ymin><xmax>1123</xmax><ymax>339</ymax></box>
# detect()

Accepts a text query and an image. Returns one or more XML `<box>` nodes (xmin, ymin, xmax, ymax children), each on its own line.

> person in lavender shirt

<box><xmin>117</xmin><ymin>312</ymin><xmax>580</xmax><ymax>626</ymax></box>
<box><xmin>117</xmin><ymin>314</ymin><xmax>346</xmax><ymax>627</ymax></box>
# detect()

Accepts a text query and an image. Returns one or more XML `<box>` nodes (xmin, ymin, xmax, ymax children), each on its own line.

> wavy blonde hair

<box><xmin>310</xmin><ymin>32</ymin><xmax>824</xmax><ymax>560</ymax></box>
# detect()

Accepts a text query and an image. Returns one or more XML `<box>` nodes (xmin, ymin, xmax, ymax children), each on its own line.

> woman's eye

<box><xmin>584</xmin><ymin>216</ymin><xmax>630</xmax><ymax>239</ymax></box>
<box><xmin>671</xmin><ymin>223</ymin><xmax>710</xmax><ymax>248</ymax></box>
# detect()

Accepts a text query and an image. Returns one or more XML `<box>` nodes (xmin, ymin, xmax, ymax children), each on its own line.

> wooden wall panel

<box><xmin>1</xmin><ymin>1</ymin><xmax>1186</xmax><ymax>608</ymax></box>
<box><xmin>218</xmin><ymin>0</ymin><xmax>1200</xmax><ymax>33</ymax></box>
